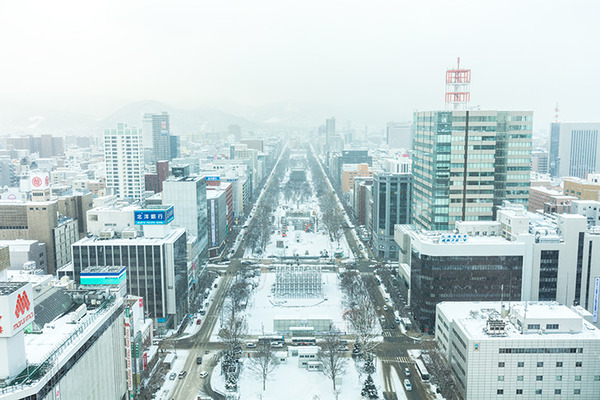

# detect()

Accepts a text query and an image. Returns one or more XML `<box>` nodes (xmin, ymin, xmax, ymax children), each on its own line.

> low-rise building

<box><xmin>564</xmin><ymin>174</ymin><xmax>600</xmax><ymax>201</ymax></box>
<box><xmin>436</xmin><ymin>301</ymin><xmax>600</xmax><ymax>400</ymax></box>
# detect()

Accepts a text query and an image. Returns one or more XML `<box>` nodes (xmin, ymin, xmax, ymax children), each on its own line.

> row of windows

<box><xmin>499</xmin><ymin>374</ymin><xmax>589</xmax><ymax>381</ymax></box>
<box><xmin>499</xmin><ymin>389</ymin><xmax>584</xmax><ymax>395</ymax></box>
<box><xmin>501</xmin><ymin>361</ymin><xmax>581</xmax><ymax>368</ymax></box>
<box><xmin>499</xmin><ymin>348</ymin><xmax>583</xmax><ymax>354</ymax></box>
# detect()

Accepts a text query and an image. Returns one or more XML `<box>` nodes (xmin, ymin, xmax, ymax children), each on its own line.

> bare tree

<box><xmin>317</xmin><ymin>328</ymin><xmax>347</xmax><ymax>391</ymax></box>
<box><xmin>345</xmin><ymin>290</ymin><xmax>379</xmax><ymax>358</ymax></box>
<box><xmin>321</xmin><ymin>199</ymin><xmax>344</xmax><ymax>244</ymax></box>
<box><xmin>223</xmin><ymin>279</ymin><xmax>251</xmax><ymax>321</ymax></box>
<box><xmin>218</xmin><ymin>312</ymin><xmax>247</xmax><ymax>353</ymax></box>
<box><xmin>246</xmin><ymin>341</ymin><xmax>279</xmax><ymax>391</ymax></box>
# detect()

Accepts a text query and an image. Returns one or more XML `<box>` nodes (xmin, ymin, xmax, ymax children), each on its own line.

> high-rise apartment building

<box><xmin>549</xmin><ymin>122</ymin><xmax>600</xmax><ymax>178</ymax></box>
<box><xmin>412</xmin><ymin>110</ymin><xmax>532</xmax><ymax>231</ymax></box>
<box><xmin>144</xmin><ymin>112</ymin><xmax>176</xmax><ymax>162</ymax></box>
<box><xmin>372</xmin><ymin>172</ymin><xmax>411</xmax><ymax>259</ymax></box>
<box><xmin>104</xmin><ymin>123</ymin><xmax>144</xmax><ymax>203</ymax></box>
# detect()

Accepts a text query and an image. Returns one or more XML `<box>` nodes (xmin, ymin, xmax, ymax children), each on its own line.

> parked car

<box><xmin>246</xmin><ymin>342</ymin><xmax>256</xmax><ymax>348</ymax></box>
<box><xmin>169</xmin><ymin>372</ymin><xmax>177</xmax><ymax>380</ymax></box>
<box><xmin>199</xmin><ymin>310</ymin><xmax>206</xmax><ymax>316</ymax></box>
<box><xmin>196</xmin><ymin>319</ymin><xmax>202</xmax><ymax>325</ymax></box>
<box><xmin>178</xmin><ymin>371</ymin><xmax>187</xmax><ymax>379</ymax></box>
<box><xmin>199</xmin><ymin>371</ymin><xmax>208</xmax><ymax>379</ymax></box>
<box><xmin>383</xmin><ymin>305</ymin><xmax>389</xmax><ymax>311</ymax></box>
<box><xmin>404</xmin><ymin>367</ymin><xmax>410</xmax><ymax>376</ymax></box>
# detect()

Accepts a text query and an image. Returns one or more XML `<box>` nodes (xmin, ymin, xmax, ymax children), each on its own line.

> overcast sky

<box><xmin>0</xmin><ymin>0</ymin><xmax>598</xmax><ymax>131</ymax></box>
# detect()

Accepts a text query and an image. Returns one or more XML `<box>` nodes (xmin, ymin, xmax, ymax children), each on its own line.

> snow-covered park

<box><xmin>244</xmin><ymin>271</ymin><xmax>348</xmax><ymax>335</ymax></box>
<box><xmin>212</xmin><ymin>354</ymin><xmax>387</xmax><ymax>400</ymax></box>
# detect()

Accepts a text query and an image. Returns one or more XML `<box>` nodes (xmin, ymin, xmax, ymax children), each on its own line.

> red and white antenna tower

<box><xmin>554</xmin><ymin>102</ymin><xmax>560</xmax><ymax>123</ymax></box>
<box><xmin>445</xmin><ymin>57</ymin><xmax>471</xmax><ymax>110</ymax></box>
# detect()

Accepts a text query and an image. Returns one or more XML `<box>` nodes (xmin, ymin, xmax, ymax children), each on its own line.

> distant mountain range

<box><xmin>0</xmin><ymin>99</ymin><xmax>348</xmax><ymax>136</ymax></box>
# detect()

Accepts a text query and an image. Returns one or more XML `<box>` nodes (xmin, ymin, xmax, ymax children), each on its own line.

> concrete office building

<box><xmin>0</xmin><ymin>201</ymin><xmax>79</xmax><ymax>274</ymax></box>
<box><xmin>207</xmin><ymin>189</ymin><xmax>227</xmax><ymax>259</ymax></box>
<box><xmin>371</xmin><ymin>172</ymin><xmax>411</xmax><ymax>259</ymax></box>
<box><xmin>396</xmin><ymin>203</ymin><xmax>600</xmax><ymax>332</ymax></box>
<box><xmin>71</xmin><ymin>225</ymin><xmax>188</xmax><ymax>333</ymax></box>
<box><xmin>104</xmin><ymin>123</ymin><xmax>144</xmax><ymax>203</ymax></box>
<box><xmin>436</xmin><ymin>301</ymin><xmax>600</xmax><ymax>400</ymax></box>
<box><xmin>549</xmin><ymin>122</ymin><xmax>600</xmax><ymax>178</ymax></box>
<box><xmin>412</xmin><ymin>110</ymin><xmax>532</xmax><ymax>231</ymax></box>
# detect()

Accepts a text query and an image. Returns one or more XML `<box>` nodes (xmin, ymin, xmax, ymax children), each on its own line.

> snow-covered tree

<box><xmin>361</xmin><ymin>375</ymin><xmax>378</xmax><ymax>399</ymax></box>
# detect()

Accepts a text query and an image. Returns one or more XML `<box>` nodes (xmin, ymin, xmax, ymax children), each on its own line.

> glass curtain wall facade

<box><xmin>412</xmin><ymin>110</ymin><xmax>532</xmax><ymax>231</ymax></box>
<box><xmin>411</xmin><ymin>252</ymin><xmax>523</xmax><ymax>332</ymax></box>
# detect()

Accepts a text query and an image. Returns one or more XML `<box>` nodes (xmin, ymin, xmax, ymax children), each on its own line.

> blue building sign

<box><xmin>134</xmin><ymin>206</ymin><xmax>174</xmax><ymax>225</ymax></box>
<box><xmin>206</xmin><ymin>176</ymin><xmax>220</xmax><ymax>181</ymax></box>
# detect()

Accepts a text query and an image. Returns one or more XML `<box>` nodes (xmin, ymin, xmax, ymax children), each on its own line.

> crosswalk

<box><xmin>380</xmin><ymin>356</ymin><xmax>413</xmax><ymax>364</ymax></box>
<box><xmin>382</xmin><ymin>331</ymin><xmax>398</xmax><ymax>338</ymax></box>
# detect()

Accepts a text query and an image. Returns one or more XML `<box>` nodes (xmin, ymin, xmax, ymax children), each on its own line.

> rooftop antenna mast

<box><xmin>445</xmin><ymin>57</ymin><xmax>471</xmax><ymax>110</ymax></box>
<box><xmin>554</xmin><ymin>102</ymin><xmax>560</xmax><ymax>123</ymax></box>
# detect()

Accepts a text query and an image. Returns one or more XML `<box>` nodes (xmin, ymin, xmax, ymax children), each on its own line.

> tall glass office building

<box><xmin>412</xmin><ymin>110</ymin><xmax>532</xmax><ymax>231</ymax></box>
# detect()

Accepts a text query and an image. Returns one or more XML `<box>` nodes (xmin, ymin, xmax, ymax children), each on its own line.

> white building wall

<box><xmin>40</xmin><ymin>313</ymin><xmax>127</xmax><ymax>400</ymax></box>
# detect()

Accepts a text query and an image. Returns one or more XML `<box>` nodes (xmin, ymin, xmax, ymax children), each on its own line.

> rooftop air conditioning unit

<box><xmin>99</xmin><ymin>229</ymin><xmax>115</xmax><ymax>239</ymax></box>
<box><xmin>122</xmin><ymin>230</ymin><xmax>137</xmax><ymax>239</ymax></box>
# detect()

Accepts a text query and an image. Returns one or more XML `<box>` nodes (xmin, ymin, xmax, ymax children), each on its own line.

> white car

<box><xmin>199</xmin><ymin>371</ymin><xmax>208</xmax><ymax>379</ymax></box>
<box><xmin>403</xmin><ymin>379</ymin><xmax>412</xmax><ymax>391</ymax></box>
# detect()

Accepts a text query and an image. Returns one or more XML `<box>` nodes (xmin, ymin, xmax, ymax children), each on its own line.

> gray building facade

<box><xmin>371</xmin><ymin>172</ymin><xmax>411</xmax><ymax>260</ymax></box>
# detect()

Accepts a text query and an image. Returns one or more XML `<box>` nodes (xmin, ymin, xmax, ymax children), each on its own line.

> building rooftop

<box><xmin>439</xmin><ymin>301</ymin><xmax>600</xmax><ymax>341</ymax></box>
<box><xmin>75</xmin><ymin>227</ymin><xmax>185</xmax><ymax>245</ymax></box>
<box><xmin>0</xmin><ymin>281</ymin><xmax>27</xmax><ymax>296</ymax></box>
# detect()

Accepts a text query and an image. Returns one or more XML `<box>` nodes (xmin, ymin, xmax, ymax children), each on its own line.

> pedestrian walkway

<box><xmin>380</xmin><ymin>356</ymin><xmax>413</xmax><ymax>364</ymax></box>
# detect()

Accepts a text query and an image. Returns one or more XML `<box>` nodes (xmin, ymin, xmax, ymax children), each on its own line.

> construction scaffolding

<box><xmin>274</xmin><ymin>264</ymin><xmax>322</xmax><ymax>299</ymax></box>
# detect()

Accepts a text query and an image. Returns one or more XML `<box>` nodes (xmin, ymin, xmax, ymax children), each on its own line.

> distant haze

<box><xmin>0</xmin><ymin>1</ymin><xmax>598</xmax><ymax>134</ymax></box>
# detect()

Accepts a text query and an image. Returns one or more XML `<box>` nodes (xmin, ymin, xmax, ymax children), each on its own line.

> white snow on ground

<box><xmin>245</xmin><ymin>150</ymin><xmax>354</xmax><ymax>261</ymax></box>
<box><xmin>212</xmin><ymin>356</ymin><xmax>385</xmax><ymax>400</ymax></box>
<box><xmin>179</xmin><ymin>276</ymin><xmax>221</xmax><ymax>339</ymax></box>
<box><xmin>261</xmin><ymin>227</ymin><xmax>353</xmax><ymax>260</ymax></box>
<box><xmin>154</xmin><ymin>349</ymin><xmax>189</xmax><ymax>400</ymax></box>
<box><xmin>247</xmin><ymin>271</ymin><xmax>348</xmax><ymax>335</ymax></box>
<box><xmin>383</xmin><ymin>358</ymin><xmax>409</xmax><ymax>400</ymax></box>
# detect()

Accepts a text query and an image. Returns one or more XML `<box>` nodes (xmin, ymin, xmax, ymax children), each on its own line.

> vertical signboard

<box><xmin>124</xmin><ymin>308</ymin><xmax>133</xmax><ymax>391</ymax></box>
<box><xmin>211</xmin><ymin>200</ymin><xmax>216</xmax><ymax>246</ymax></box>
<box><xmin>593</xmin><ymin>277</ymin><xmax>599</xmax><ymax>323</ymax></box>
